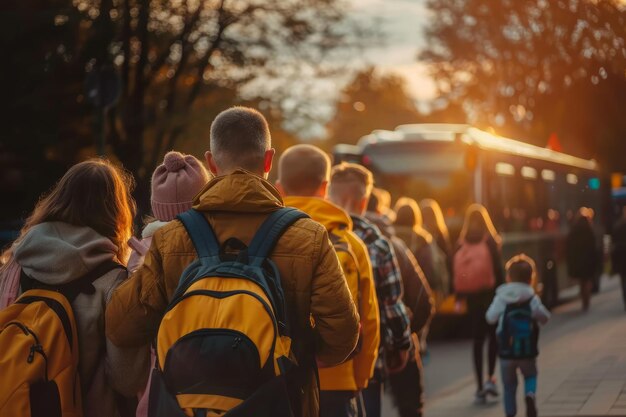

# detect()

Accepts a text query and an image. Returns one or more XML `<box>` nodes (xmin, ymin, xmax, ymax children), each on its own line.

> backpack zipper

<box><xmin>5</xmin><ymin>321</ymin><xmax>49</xmax><ymax>380</ymax></box>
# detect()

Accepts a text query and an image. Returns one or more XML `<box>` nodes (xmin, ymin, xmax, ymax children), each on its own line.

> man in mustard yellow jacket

<box><xmin>277</xmin><ymin>144</ymin><xmax>380</xmax><ymax>417</ymax></box>
<box><xmin>106</xmin><ymin>108</ymin><xmax>359</xmax><ymax>417</ymax></box>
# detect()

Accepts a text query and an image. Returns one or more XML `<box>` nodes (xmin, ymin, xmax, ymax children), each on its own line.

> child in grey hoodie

<box><xmin>486</xmin><ymin>254</ymin><xmax>550</xmax><ymax>417</ymax></box>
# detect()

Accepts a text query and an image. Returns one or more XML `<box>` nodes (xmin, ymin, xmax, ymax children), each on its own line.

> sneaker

<box><xmin>525</xmin><ymin>393</ymin><xmax>537</xmax><ymax>417</ymax></box>
<box><xmin>474</xmin><ymin>390</ymin><xmax>487</xmax><ymax>405</ymax></box>
<box><xmin>483</xmin><ymin>379</ymin><xmax>499</xmax><ymax>397</ymax></box>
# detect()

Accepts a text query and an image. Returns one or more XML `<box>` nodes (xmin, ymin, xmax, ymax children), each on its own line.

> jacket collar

<box><xmin>193</xmin><ymin>169</ymin><xmax>284</xmax><ymax>213</ymax></box>
<box><xmin>283</xmin><ymin>196</ymin><xmax>352</xmax><ymax>232</ymax></box>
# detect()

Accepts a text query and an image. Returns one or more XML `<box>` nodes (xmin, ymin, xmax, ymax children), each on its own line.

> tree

<box><xmin>0</xmin><ymin>0</ymin><xmax>354</xmax><ymax>218</ymax></box>
<box><xmin>326</xmin><ymin>68</ymin><xmax>422</xmax><ymax>145</ymax></box>
<box><xmin>421</xmin><ymin>0</ymin><xmax>626</xmax><ymax>170</ymax></box>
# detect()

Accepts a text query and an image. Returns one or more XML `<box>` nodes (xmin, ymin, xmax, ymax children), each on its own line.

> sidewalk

<box><xmin>424</xmin><ymin>278</ymin><xmax>626</xmax><ymax>417</ymax></box>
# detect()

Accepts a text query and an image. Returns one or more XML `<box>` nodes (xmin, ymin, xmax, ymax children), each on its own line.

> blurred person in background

<box><xmin>328</xmin><ymin>163</ymin><xmax>412</xmax><ymax>417</ymax></box>
<box><xmin>374</xmin><ymin>188</ymin><xmax>395</xmax><ymax>223</ymax></box>
<box><xmin>452</xmin><ymin>204</ymin><xmax>504</xmax><ymax>404</ymax></box>
<box><xmin>394</xmin><ymin>198</ymin><xmax>448</xmax><ymax>360</ymax></box>
<box><xmin>486</xmin><ymin>254</ymin><xmax>550</xmax><ymax>417</ymax></box>
<box><xmin>366</xmin><ymin>191</ymin><xmax>435</xmax><ymax>417</ymax></box>
<box><xmin>567</xmin><ymin>208</ymin><xmax>599</xmax><ymax>312</ymax></box>
<box><xmin>612</xmin><ymin>206</ymin><xmax>626</xmax><ymax>311</ymax></box>
<box><xmin>393</xmin><ymin>198</ymin><xmax>439</xmax><ymax>295</ymax></box>
<box><xmin>420</xmin><ymin>199</ymin><xmax>453</xmax><ymax>294</ymax></box>
<box><xmin>367</xmin><ymin>188</ymin><xmax>396</xmax><ymax>236</ymax></box>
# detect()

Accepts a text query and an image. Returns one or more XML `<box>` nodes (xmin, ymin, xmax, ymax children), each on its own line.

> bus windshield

<box><xmin>362</xmin><ymin>143</ymin><xmax>474</xmax><ymax>221</ymax></box>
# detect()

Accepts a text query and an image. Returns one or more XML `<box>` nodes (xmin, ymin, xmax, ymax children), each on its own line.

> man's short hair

<box><xmin>506</xmin><ymin>253</ymin><xmax>536</xmax><ymax>284</ymax></box>
<box><xmin>210</xmin><ymin>106</ymin><xmax>271</xmax><ymax>172</ymax></box>
<box><xmin>278</xmin><ymin>144</ymin><xmax>331</xmax><ymax>196</ymax></box>
<box><xmin>328</xmin><ymin>163</ymin><xmax>374</xmax><ymax>203</ymax></box>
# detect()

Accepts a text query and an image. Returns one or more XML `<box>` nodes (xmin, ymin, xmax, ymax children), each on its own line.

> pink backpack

<box><xmin>453</xmin><ymin>238</ymin><xmax>495</xmax><ymax>294</ymax></box>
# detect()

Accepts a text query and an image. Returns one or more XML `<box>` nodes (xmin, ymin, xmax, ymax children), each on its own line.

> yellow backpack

<box><xmin>148</xmin><ymin>208</ymin><xmax>308</xmax><ymax>417</ymax></box>
<box><xmin>0</xmin><ymin>261</ymin><xmax>123</xmax><ymax>417</ymax></box>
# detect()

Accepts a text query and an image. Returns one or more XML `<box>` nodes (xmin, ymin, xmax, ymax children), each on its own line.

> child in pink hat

<box><xmin>127</xmin><ymin>151</ymin><xmax>210</xmax><ymax>272</ymax></box>
<box><xmin>129</xmin><ymin>151</ymin><xmax>209</xmax><ymax>417</ymax></box>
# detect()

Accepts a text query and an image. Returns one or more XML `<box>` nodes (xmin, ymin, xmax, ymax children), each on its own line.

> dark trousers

<box><xmin>500</xmin><ymin>358</ymin><xmax>538</xmax><ymax>417</ymax></box>
<box><xmin>467</xmin><ymin>292</ymin><xmax>498</xmax><ymax>391</ymax></box>
<box><xmin>319</xmin><ymin>391</ymin><xmax>358</xmax><ymax>417</ymax></box>
<box><xmin>359</xmin><ymin>373</ymin><xmax>382</xmax><ymax>417</ymax></box>
<box><xmin>388</xmin><ymin>357</ymin><xmax>424</xmax><ymax>417</ymax></box>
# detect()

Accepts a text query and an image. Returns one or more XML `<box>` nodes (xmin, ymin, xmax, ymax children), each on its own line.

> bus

<box><xmin>334</xmin><ymin>124</ymin><xmax>604</xmax><ymax>311</ymax></box>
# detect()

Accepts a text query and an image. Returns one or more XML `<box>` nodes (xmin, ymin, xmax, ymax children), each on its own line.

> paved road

<box><xmin>381</xmin><ymin>276</ymin><xmax>626</xmax><ymax>417</ymax></box>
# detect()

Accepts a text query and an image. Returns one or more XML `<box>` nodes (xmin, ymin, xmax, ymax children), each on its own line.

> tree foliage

<box><xmin>421</xmin><ymin>0</ymin><xmax>626</xmax><ymax>170</ymax></box>
<box><xmin>326</xmin><ymin>68</ymin><xmax>421</xmax><ymax>145</ymax></box>
<box><xmin>0</xmin><ymin>0</ymin><xmax>351</xmax><ymax>218</ymax></box>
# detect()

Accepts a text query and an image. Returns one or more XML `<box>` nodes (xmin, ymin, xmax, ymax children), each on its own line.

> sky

<box><xmin>348</xmin><ymin>0</ymin><xmax>438</xmax><ymax>104</ymax></box>
<box><xmin>243</xmin><ymin>0</ymin><xmax>439</xmax><ymax>137</ymax></box>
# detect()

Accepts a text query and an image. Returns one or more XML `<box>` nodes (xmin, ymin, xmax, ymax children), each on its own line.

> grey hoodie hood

<box><xmin>13</xmin><ymin>222</ymin><xmax>118</xmax><ymax>285</ymax></box>
<box><xmin>486</xmin><ymin>282</ymin><xmax>551</xmax><ymax>329</ymax></box>
<box><xmin>494</xmin><ymin>282</ymin><xmax>536</xmax><ymax>304</ymax></box>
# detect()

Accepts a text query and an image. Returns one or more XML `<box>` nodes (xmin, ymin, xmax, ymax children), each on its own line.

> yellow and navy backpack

<box><xmin>148</xmin><ymin>208</ymin><xmax>308</xmax><ymax>417</ymax></box>
<box><xmin>0</xmin><ymin>260</ymin><xmax>123</xmax><ymax>417</ymax></box>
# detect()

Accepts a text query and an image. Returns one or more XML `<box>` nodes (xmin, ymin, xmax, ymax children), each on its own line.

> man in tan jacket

<box><xmin>105</xmin><ymin>107</ymin><xmax>359</xmax><ymax>417</ymax></box>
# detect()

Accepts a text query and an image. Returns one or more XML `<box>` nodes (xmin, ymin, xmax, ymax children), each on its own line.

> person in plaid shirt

<box><xmin>328</xmin><ymin>163</ymin><xmax>412</xmax><ymax>417</ymax></box>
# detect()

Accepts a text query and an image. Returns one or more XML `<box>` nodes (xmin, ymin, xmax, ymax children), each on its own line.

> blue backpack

<box><xmin>497</xmin><ymin>299</ymin><xmax>539</xmax><ymax>359</ymax></box>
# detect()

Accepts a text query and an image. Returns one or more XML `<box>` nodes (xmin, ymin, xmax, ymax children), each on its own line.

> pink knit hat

<box><xmin>151</xmin><ymin>151</ymin><xmax>210</xmax><ymax>221</ymax></box>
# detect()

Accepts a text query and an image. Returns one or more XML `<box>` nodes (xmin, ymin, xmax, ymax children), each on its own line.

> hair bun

<box><xmin>163</xmin><ymin>151</ymin><xmax>186</xmax><ymax>172</ymax></box>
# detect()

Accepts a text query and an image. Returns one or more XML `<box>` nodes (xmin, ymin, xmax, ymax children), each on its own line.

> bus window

<box><xmin>361</xmin><ymin>143</ymin><xmax>473</xmax><ymax>224</ymax></box>
<box><xmin>495</xmin><ymin>162</ymin><xmax>515</xmax><ymax>176</ymax></box>
<box><xmin>543</xmin><ymin>170</ymin><xmax>562</xmax><ymax>230</ymax></box>
<box><xmin>488</xmin><ymin>163</ymin><xmax>521</xmax><ymax>232</ymax></box>
<box><xmin>542</xmin><ymin>169</ymin><xmax>556</xmax><ymax>182</ymax></box>
<box><xmin>488</xmin><ymin>163</ymin><xmax>548</xmax><ymax>232</ymax></box>
<box><xmin>559</xmin><ymin>172</ymin><xmax>586</xmax><ymax>227</ymax></box>
<box><xmin>521</xmin><ymin>166</ymin><xmax>538</xmax><ymax>180</ymax></box>
<box><xmin>521</xmin><ymin>169</ymin><xmax>548</xmax><ymax>231</ymax></box>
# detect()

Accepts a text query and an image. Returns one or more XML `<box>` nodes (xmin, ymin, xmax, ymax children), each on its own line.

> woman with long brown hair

<box><xmin>453</xmin><ymin>203</ymin><xmax>504</xmax><ymax>404</ymax></box>
<box><xmin>420</xmin><ymin>199</ymin><xmax>453</xmax><ymax>287</ymax></box>
<box><xmin>394</xmin><ymin>198</ymin><xmax>442</xmax><ymax>294</ymax></box>
<box><xmin>0</xmin><ymin>159</ymin><xmax>147</xmax><ymax>416</ymax></box>
<box><xmin>394</xmin><ymin>197</ymin><xmax>442</xmax><ymax>365</ymax></box>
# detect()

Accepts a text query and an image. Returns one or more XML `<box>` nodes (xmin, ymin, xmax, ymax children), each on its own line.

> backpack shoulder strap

<box><xmin>177</xmin><ymin>209</ymin><xmax>220</xmax><ymax>259</ymax></box>
<box><xmin>247</xmin><ymin>208</ymin><xmax>309</xmax><ymax>265</ymax></box>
